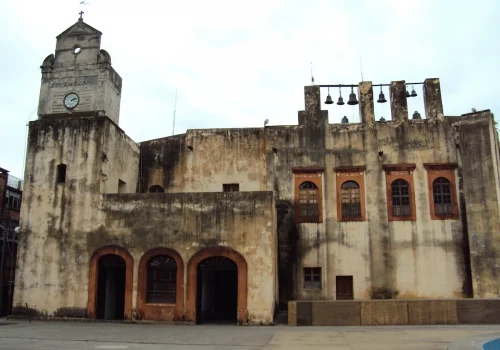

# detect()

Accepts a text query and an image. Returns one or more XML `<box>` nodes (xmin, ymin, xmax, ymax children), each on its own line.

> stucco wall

<box><xmin>135</xmin><ymin>84</ymin><xmax>499</xmax><ymax>303</ymax></box>
<box><xmin>139</xmin><ymin>128</ymin><xmax>267</xmax><ymax>193</ymax></box>
<box><xmin>97</xmin><ymin>191</ymin><xmax>276</xmax><ymax>323</ymax></box>
<box><xmin>459</xmin><ymin>112</ymin><xmax>500</xmax><ymax>298</ymax></box>
<box><xmin>14</xmin><ymin>116</ymin><xmax>138</xmax><ymax>317</ymax></box>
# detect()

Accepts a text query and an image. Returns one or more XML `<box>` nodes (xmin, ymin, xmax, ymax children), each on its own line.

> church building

<box><xmin>13</xmin><ymin>18</ymin><xmax>500</xmax><ymax>324</ymax></box>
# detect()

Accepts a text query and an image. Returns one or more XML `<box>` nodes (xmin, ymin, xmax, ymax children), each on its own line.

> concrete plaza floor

<box><xmin>0</xmin><ymin>320</ymin><xmax>499</xmax><ymax>350</ymax></box>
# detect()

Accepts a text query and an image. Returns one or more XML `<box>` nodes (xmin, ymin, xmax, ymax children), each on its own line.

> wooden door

<box><xmin>336</xmin><ymin>276</ymin><xmax>353</xmax><ymax>300</ymax></box>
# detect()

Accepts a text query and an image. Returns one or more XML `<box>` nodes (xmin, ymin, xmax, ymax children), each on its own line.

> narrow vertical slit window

<box><xmin>57</xmin><ymin>164</ymin><xmax>66</xmax><ymax>184</ymax></box>
<box><xmin>118</xmin><ymin>179</ymin><xmax>126</xmax><ymax>194</ymax></box>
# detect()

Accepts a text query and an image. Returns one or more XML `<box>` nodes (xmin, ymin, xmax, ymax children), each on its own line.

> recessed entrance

<box><xmin>96</xmin><ymin>254</ymin><xmax>126</xmax><ymax>320</ymax></box>
<box><xmin>196</xmin><ymin>256</ymin><xmax>238</xmax><ymax>324</ymax></box>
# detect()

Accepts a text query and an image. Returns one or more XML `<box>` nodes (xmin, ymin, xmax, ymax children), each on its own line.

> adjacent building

<box><xmin>0</xmin><ymin>168</ymin><xmax>22</xmax><ymax>317</ymax></box>
<box><xmin>12</xmin><ymin>18</ymin><xmax>500</xmax><ymax>324</ymax></box>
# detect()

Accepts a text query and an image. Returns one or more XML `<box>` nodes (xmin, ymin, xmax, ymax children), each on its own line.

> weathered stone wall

<box><xmin>139</xmin><ymin>128</ymin><xmax>267</xmax><ymax>193</ymax></box>
<box><xmin>14</xmin><ymin>116</ymin><xmax>138</xmax><ymax>317</ymax></box>
<box><xmin>38</xmin><ymin>19</ymin><xmax>122</xmax><ymax>124</ymax></box>
<box><xmin>136</xmin><ymin>83</ymin><xmax>500</xmax><ymax>304</ymax></box>
<box><xmin>458</xmin><ymin>111</ymin><xmax>500</xmax><ymax>298</ymax></box>
<box><xmin>97</xmin><ymin>191</ymin><xmax>277</xmax><ymax>323</ymax></box>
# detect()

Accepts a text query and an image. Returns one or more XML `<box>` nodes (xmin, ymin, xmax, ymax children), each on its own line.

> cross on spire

<box><xmin>79</xmin><ymin>11</ymin><xmax>84</xmax><ymax>20</ymax></box>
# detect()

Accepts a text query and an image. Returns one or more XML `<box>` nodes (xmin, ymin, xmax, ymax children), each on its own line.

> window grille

<box><xmin>146</xmin><ymin>255</ymin><xmax>176</xmax><ymax>304</ymax></box>
<box><xmin>223</xmin><ymin>184</ymin><xmax>239</xmax><ymax>192</ymax></box>
<box><xmin>303</xmin><ymin>267</ymin><xmax>321</xmax><ymax>289</ymax></box>
<box><xmin>433</xmin><ymin>177</ymin><xmax>453</xmax><ymax>215</ymax></box>
<box><xmin>298</xmin><ymin>181</ymin><xmax>319</xmax><ymax>221</ymax></box>
<box><xmin>391</xmin><ymin>179</ymin><xmax>411</xmax><ymax>217</ymax></box>
<box><xmin>341</xmin><ymin>181</ymin><xmax>361</xmax><ymax>219</ymax></box>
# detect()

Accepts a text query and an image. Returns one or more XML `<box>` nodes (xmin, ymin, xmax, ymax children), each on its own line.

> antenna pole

<box><xmin>310</xmin><ymin>62</ymin><xmax>315</xmax><ymax>85</ymax></box>
<box><xmin>359</xmin><ymin>53</ymin><xmax>364</xmax><ymax>82</ymax></box>
<box><xmin>172</xmin><ymin>89</ymin><xmax>178</xmax><ymax>136</ymax></box>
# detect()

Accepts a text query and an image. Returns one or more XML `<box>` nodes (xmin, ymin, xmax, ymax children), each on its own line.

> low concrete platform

<box><xmin>0</xmin><ymin>321</ymin><xmax>499</xmax><ymax>349</ymax></box>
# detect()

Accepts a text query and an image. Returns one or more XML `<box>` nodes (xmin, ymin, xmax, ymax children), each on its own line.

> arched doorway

<box><xmin>96</xmin><ymin>254</ymin><xmax>126</xmax><ymax>320</ymax></box>
<box><xmin>87</xmin><ymin>246</ymin><xmax>133</xmax><ymax>320</ymax></box>
<box><xmin>197</xmin><ymin>256</ymin><xmax>237</xmax><ymax>323</ymax></box>
<box><xmin>186</xmin><ymin>247</ymin><xmax>248</xmax><ymax>324</ymax></box>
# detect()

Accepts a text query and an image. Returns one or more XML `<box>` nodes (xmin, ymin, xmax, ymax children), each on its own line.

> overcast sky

<box><xmin>1</xmin><ymin>0</ymin><xmax>499</xmax><ymax>178</ymax></box>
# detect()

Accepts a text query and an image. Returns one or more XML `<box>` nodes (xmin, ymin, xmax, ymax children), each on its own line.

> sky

<box><xmin>1</xmin><ymin>0</ymin><xmax>499</xmax><ymax>178</ymax></box>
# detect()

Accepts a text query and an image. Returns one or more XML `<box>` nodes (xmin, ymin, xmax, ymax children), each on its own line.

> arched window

<box><xmin>298</xmin><ymin>181</ymin><xmax>319</xmax><ymax>221</ymax></box>
<box><xmin>341</xmin><ymin>181</ymin><xmax>361</xmax><ymax>219</ymax></box>
<box><xmin>147</xmin><ymin>255</ymin><xmax>176</xmax><ymax>304</ymax></box>
<box><xmin>433</xmin><ymin>177</ymin><xmax>453</xmax><ymax>215</ymax></box>
<box><xmin>149</xmin><ymin>185</ymin><xmax>164</xmax><ymax>193</ymax></box>
<box><xmin>391</xmin><ymin>179</ymin><xmax>411</xmax><ymax>217</ymax></box>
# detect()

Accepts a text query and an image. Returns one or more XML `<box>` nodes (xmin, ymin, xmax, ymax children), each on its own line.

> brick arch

<box><xmin>87</xmin><ymin>245</ymin><xmax>134</xmax><ymax>320</ymax></box>
<box><xmin>136</xmin><ymin>247</ymin><xmax>184</xmax><ymax>321</ymax></box>
<box><xmin>186</xmin><ymin>246</ymin><xmax>248</xmax><ymax>323</ymax></box>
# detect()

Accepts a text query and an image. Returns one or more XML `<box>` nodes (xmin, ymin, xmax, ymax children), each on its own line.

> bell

<box><xmin>411</xmin><ymin>87</ymin><xmax>417</xmax><ymax>97</ymax></box>
<box><xmin>412</xmin><ymin>111</ymin><xmax>422</xmax><ymax>119</ymax></box>
<box><xmin>377</xmin><ymin>91</ymin><xmax>387</xmax><ymax>103</ymax></box>
<box><xmin>379</xmin><ymin>116</ymin><xmax>386</xmax><ymax>122</ymax></box>
<box><xmin>325</xmin><ymin>94</ymin><xmax>334</xmax><ymax>105</ymax></box>
<box><xmin>347</xmin><ymin>86</ymin><xmax>358</xmax><ymax>105</ymax></box>
<box><xmin>337</xmin><ymin>86</ymin><xmax>345</xmax><ymax>105</ymax></box>
<box><xmin>406</xmin><ymin>90</ymin><xmax>411</xmax><ymax>98</ymax></box>
<box><xmin>341</xmin><ymin>116</ymin><xmax>349</xmax><ymax>123</ymax></box>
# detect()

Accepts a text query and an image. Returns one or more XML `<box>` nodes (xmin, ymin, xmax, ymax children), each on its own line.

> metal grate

<box><xmin>299</xmin><ymin>182</ymin><xmax>319</xmax><ymax>221</ymax></box>
<box><xmin>147</xmin><ymin>255</ymin><xmax>177</xmax><ymax>304</ymax></box>
<box><xmin>341</xmin><ymin>181</ymin><xmax>361</xmax><ymax>219</ymax></box>
<box><xmin>392</xmin><ymin>179</ymin><xmax>411</xmax><ymax>217</ymax></box>
<box><xmin>433</xmin><ymin>177</ymin><xmax>453</xmax><ymax>215</ymax></box>
<box><xmin>303</xmin><ymin>267</ymin><xmax>321</xmax><ymax>289</ymax></box>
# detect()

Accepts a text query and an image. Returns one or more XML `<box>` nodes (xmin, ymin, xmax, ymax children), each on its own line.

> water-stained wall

<box><xmin>14</xmin><ymin>116</ymin><xmax>139</xmax><ymax>317</ymax></box>
<box><xmin>137</xmin><ymin>80</ymin><xmax>499</xmax><ymax>304</ymax></box>
<box><xmin>14</xmin><ymin>79</ymin><xmax>500</xmax><ymax>324</ymax></box>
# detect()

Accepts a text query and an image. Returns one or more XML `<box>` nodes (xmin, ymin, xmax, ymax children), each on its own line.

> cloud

<box><xmin>0</xmin><ymin>0</ymin><xmax>499</xmax><ymax>176</ymax></box>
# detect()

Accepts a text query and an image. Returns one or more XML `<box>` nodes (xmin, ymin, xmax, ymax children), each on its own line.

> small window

<box><xmin>118</xmin><ymin>179</ymin><xmax>126</xmax><ymax>194</ymax></box>
<box><xmin>149</xmin><ymin>185</ymin><xmax>164</xmax><ymax>193</ymax></box>
<box><xmin>223</xmin><ymin>183</ymin><xmax>239</xmax><ymax>192</ymax></box>
<box><xmin>433</xmin><ymin>177</ymin><xmax>453</xmax><ymax>215</ymax></box>
<box><xmin>147</xmin><ymin>255</ymin><xmax>177</xmax><ymax>304</ymax></box>
<box><xmin>304</xmin><ymin>267</ymin><xmax>321</xmax><ymax>289</ymax></box>
<box><xmin>57</xmin><ymin>164</ymin><xmax>66</xmax><ymax>184</ymax></box>
<box><xmin>298</xmin><ymin>181</ymin><xmax>319</xmax><ymax>221</ymax></box>
<box><xmin>391</xmin><ymin>179</ymin><xmax>411</xmax><ymax>217</ymax></box>
<box><xmin>341</xmin><ymin>181</ymin><xmax>361</xmax><ymax>219</ymax></box>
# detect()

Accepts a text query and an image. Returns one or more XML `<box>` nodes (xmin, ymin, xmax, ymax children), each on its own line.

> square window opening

<box><xmin>303</xmin><ymin>267</ymin><xmax>321</xmax><ymax>289</ymax></box>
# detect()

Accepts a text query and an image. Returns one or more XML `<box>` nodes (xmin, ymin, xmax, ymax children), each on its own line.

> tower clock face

<box><xmin>63</xmin><ymin>93</ymin><xmax>79</xmax><ymax>109</ymax></box>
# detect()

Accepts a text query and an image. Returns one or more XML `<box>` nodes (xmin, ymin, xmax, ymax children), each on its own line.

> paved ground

<box><xmin>0</xmin><ymin>320</ymin><xmax>499</xmax><ymax>350</ymax></box>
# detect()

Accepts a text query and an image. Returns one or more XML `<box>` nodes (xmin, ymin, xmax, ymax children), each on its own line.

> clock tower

<box><xmin>38</xmin><ymin>17</ymin><xmax>122</xmax><ymax>125</ymax></box>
